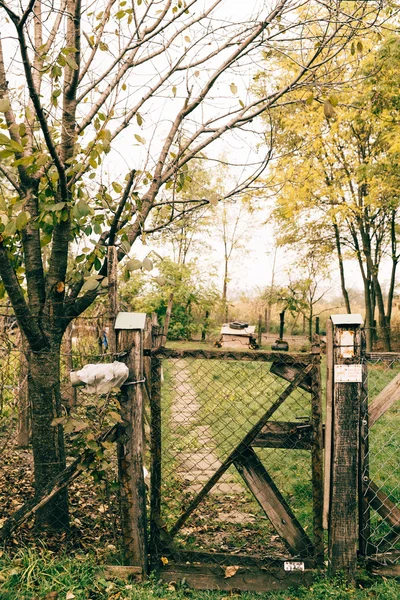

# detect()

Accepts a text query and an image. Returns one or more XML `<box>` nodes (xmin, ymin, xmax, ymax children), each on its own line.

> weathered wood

<box><xmin>365</xmin><ymin>480</ymin><xmax>400</xmax><ymax>530</ymax></box>
<box><xmin>160</xmin><ymin>549</ymin><xmax>317</xmax><ymax>569</ymax></box>
<box><xmin>234</xmin><ymin>447</ymin><xmax>313</xmax><ymax>557</ymax></box>
<box><xmin>310</xmin><ymin>338</ymin><xmax>324</xmax><ymax>563</ymax></box>
<box><xmin>365</xmin><ymin>352</ymin><xmax>400</xmax><ymax>361</ymax></box>
<box><xmin>252</xmin><ymin>421</ymin><xmax>313</xmax><ymax>450</ymax></box>
<box><xmin>107</xmin><ymin>245</ymin><xmax>119</xmax><ymax>356</ymax></box>
<box><xmin>156</xmin><ymin>562</ymin><xmax>316</xmax><ymax>593</ymax></box>
<box><xmin>366</xmin><ymin>562</ymin><xmax>400</xmax><ymax>577</ymax></box>
<box><xmin>270</xmin><ymin>361</ymin><xmax>312</xmax><ymax>392</ymax></box>
<box><xmin>146</xmin><ymin>347</ymin><xmax>313</xmax><ymax>364</ymax></box>
<box><xmin>118</xmin><ymin>329</ymin><xmax>148</xmax><ymax>571</ymax></box>
<box><xmin>0</xmin><ymin>425</ymin><xmax>117</xmax><ymax>540</ymax></box>
<box><xmin>328</xmin><ymin>321</ymin><xmax>362</xmax><ymax>581</ymax></box>
<box><xmin>169</xmin><ymin>364</ymin><xmax>313</xmax><ymax>538</ymax></box>
<box><xmin>323</xmin><ymin>319</ymin><xmax>334</xmax><ymax>530</ymax></box>
<box><xmin>103</xmin><ymin>565</ymin><xmax>143</xmax><ymax>579</ymax></box>
<box><xmin>368</xmin><ymin>371</ymin><xmax>400</xmax><ymax>427</ymax></box>
<box><xmin>150</xmin><ymin>356</ymin><xmax>163</xmax><ymax>560</ymax></box>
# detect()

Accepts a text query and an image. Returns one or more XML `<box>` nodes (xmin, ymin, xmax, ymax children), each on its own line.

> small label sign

<box><xmin>334</xmin><ymin>364</ymin><xmax>363</xmax><ymax>383</ymax></box>
<box><xmin>284</xmin><ymin>561</ymin><xmax>305</xmax><ymax>572</ymax></box>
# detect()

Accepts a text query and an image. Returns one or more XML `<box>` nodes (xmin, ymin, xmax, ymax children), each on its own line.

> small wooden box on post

<box><xmin>327</xmin><ymin>314</ymin><xmax>363</xmax><ymax>582</ymax></box>
<box><xmin>115</xmin><ymin>311</ymin><xmax>148</xmax><ymax>574</ymax></box>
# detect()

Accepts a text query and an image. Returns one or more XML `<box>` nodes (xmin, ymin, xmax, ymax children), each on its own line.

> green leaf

<box><xmin>172</xmin><ymin>86</ymin><xmax>177</xmax><ymax>97</ymax></box>
<box><xmin>81</xmin><ymin>277</ymin><xmax>100</xmax><ymax>292</ymax></box>
<box><xmin>305</xmin><ymin>93</ymin><xmax>313</xmax><ymax>106</ymax></box>
<box><xmin>230</xmin><ymin>82</ymin><xmax>238</xmax><ymax>95</ymax></box>
<box><xmin>112</xmin><ymin>181</ymin><xmax>123</xmax><ymax>193</ymax></box>
<box><xmin>329</xmin><ymin>94</ymin><xmax>339</xmax><ymax>108</ymax></box>
<box><xmin>0</xmin><ymin>132</ymin><xmax>11</xmax><ymax>145</ymax></box>
<box><xmin>76</xmin><ymin>199</ymin><xmax>91</xmax><ymax>217</ymax></box>
<box><xmin>134</xmin><ymin>134</ymin><xmax>145</xmax><ymax>144</ymax></box>
<box><xmin>3</xmin><ymin>220</ymin><xmax>16</xmax><ymax>237</ymax></box>
<box><xmin>142</xmin><ymin>257</ymin><xmax>153</xmax><ymax>271</ymax></box>
<box><xmin>126</xmin><ymin>258</ymin><xmax>142</xmax><ymax>271</ymax></box>
<box><xmin>136</xmin><ymin>113</ymin><xmax>143</xmax><ymax>126</ymax></box>
<box><xmin>0</xmin><ymin>98</ymin><xmax>10</xmax><ymax>113</ymax></box>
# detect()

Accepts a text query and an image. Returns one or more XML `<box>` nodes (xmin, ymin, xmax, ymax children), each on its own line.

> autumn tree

<box><xmin>0</xmin><ymin>0</ymin><xmax>379</xmax><ymax>529</ymax></box>
<box><xmin>258</xmin><ymin>32</ymin><xmax>400</xmax><ymax>351</ymax></box>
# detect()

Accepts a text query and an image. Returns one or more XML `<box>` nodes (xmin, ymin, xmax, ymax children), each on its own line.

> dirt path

<box><xmin>171</xmin><ymin>362</ymin><xmax>243</xmax><ymax>496</ymax></box>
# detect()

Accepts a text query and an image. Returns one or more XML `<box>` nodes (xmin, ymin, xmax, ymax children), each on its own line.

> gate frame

<box><xmin>146</xmin><ymin>343</ymin><xmax>324</xmax><ymax>592</ymax></box>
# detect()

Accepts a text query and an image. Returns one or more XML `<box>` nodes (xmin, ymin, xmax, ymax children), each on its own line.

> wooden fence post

<box><xmin>310</xmin><ymin>335</ymin><xmax>324</xmax><ymax>564</ymax></box>
<box><xmin>116</xmin><ymin>313</ymin><xmax>148</xmax><ymax>573</ymax></box>
<box><xmin>328</xmin><ymin>314</ymin><xmax>363</xmax><ymax>582</ymax></box>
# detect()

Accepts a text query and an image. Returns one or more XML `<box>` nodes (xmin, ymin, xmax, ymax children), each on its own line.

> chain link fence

<box><xmin>150</xmin><ymin>349</ymin><xmax>323</xmax><ymax>569</ymax></box>
<box><xmin>0</xmin><ymin>321</ymin><xmax>124</xmax><ymax>557</ymax></box>
<box><xmin>361</xmin><ymin>353</ymin><xmax>400</xmax><ymax>558</ymax></box>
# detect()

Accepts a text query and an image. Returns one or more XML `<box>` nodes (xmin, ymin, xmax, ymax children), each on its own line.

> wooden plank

<box><xmin>270</xmin><ymin>361</ymin><xmax>312</xmax><ymax>392</ymax></box>
<box><xmin>323</xmin><ymin>319</ymin><xmax>334</xmax><ymax>530</ymax></box>
<box><xmin>234</xmin><ymin>447</ymin><xmax>313</xmax><ymax>557</ymax></box>
<box><xmin>252</xmin><ymin>421</ymin><xmax>313</xmax><ymax>450</ymax></box>
<box><xmin>367</xmin><ymin>562</ymin><xmax>400</xmax><ymax>577</ymax></box>
<box><xmin>310</xmin><ymin>338</ymin><xmax>324</xmax><ymax>563</ymax></box>
<box><xmin>169</xmin><ymin>364</ymin><xmax>314</xmax><ymax>538</ymax></box>
<box><xmin>118</xmin><ymin>329</ymin><xmax>148</xmax><ymax>571</ymax></box>
<box><xmin>157</xmin><ymin>562</ymin><xmax>316</xmax><ymax>593</ymax></box>
<box><xmin>365</xmin><ymin>352</ymin><xmax>400</xmax><ymax>361</ymax></box>
<box><xmin>328</xmin><ymin>323</ymin><xmax>362</xmax><ymax>581</ymax></box>
<box><xmin>369</xmin><ymin>372</ymin><xmax>400</xmax><ymax>427</ymax></box>
<box><xmin>365</xmin><ymin>480</ymin><xmax>400</xmax><ymax>530</ymax></box>
<box><xmin>103</xmin><ymin>565</ymin><xmax>143</xmax><ymax>579</ymax></box>
<box><xmin>146</xmin><ymin>347</ymin><xmax>313</xmax><ymax>364</ymax></box>
<box><xmin>160</xmin><ymin>549</ymin><xmax>317</xmax><ymax>569</ymax></box>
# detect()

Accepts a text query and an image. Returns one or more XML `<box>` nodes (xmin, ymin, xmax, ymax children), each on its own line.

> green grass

<box><xmin>0</xmin><ymin>549</ymin><xmax>399</xmax><ymax>600</ymax></box>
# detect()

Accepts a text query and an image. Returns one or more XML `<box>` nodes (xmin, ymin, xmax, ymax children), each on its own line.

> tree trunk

<box><xmin>17</xmin><ymin>332</ymin><xmax>30</xmax><ymax>448</ymax></box>
<box><xmin>222</xmin><ymin>257</ymin><xmax>229</xmax><ymax>322</ymax></box>
<box><xmin>333</xmin><ymin>222</ymin><xmax>351</xmax><ymax>313</ymax></box>
<box><xmin>29</xmin><ymin>341</ymin><xmax>69</xmax><ymax>530</ymax></box>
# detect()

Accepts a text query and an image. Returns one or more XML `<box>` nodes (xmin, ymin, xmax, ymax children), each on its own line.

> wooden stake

<box><xmin>328</xmin><ymin>319</ymin><xmax>362</xmax><ymax>582</ymax></box>
<box><xmin>310</xmin><ymin>336</ymin><xmax>324</xmax><ymax>563</ymax></box>
<box><xmin>117</xmin><ymin>328</ymin><xmax>148</xmax><ymax>571</ymax></box>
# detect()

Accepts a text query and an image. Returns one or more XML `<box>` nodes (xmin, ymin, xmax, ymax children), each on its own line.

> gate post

<box><xmin>115</xmin><ymin>312</ymin><xmax>148</xmax><ymax>573</ymax></box>
<box><xmin>327</xmin><ymin>314</ymin><xmax>363</xmax><ymax>581</ymax></box>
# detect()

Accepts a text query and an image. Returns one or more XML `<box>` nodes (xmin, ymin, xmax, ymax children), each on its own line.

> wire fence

<box><xmin>0</xmin><ymin>322</ymin><xmax>124</xmax><ymax>556</ymax></box>
<box><xmin>361</xmin><ymin>354</ymin><xmax>400</xmax><ymax>558</ymax></box>
<box><xmin>150</xmin><ymin>349</ymin><xmax>323</xmax><ymax>568</ymax></box>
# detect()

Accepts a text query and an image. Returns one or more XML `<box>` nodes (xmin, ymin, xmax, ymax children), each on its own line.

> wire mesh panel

<box><xmin>0</xmin><ymin>323</ymin><xmax>123</xmax><ymax>556</ymax></box>
<box><xmin>150</xmin><ymin>349</ymin><xmax>323</xmax><ymax>571</ymax></box>
<box><xmin>361</xmin><ymin>354</ymin><xmax>400</xmax><ymax>559</ymax></box>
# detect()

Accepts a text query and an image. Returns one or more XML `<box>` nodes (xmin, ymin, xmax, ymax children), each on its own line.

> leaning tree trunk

<box><xmin>29</xmin><ymin>340</ymin><xmax>69</xmax><ymax>530</ymax></box>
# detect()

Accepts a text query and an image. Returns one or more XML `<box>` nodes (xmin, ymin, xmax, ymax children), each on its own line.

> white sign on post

<box><xmin>334</xmin><ymin>364</ymin><xmax>363</xmax><ymax>383</ymax></box>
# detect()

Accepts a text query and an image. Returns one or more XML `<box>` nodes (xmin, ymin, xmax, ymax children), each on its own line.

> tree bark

<box><xmin>333</xmin><ymin>222</ymin><xmax>351</xmax><ymax>313</ymax></box>
<box><xmin>29</xmin><ymin>340</ymin><xmax>69</xmax><ymax>530</ymax></box>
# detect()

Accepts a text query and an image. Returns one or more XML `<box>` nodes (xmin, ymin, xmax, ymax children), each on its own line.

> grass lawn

<box><xmin>0</xmin><ymin>549</ymin><xmax>399</xmax><ymax>599</ymax></box>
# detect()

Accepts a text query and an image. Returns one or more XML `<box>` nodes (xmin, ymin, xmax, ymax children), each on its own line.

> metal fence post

<box><xmin>327</xmin><ymin>314</ymin><xmax>363</xmax><ymax>581</ymax></box>
<box><xmin>116</xmin><ymin>313</ymin><xmax>148</xmax><ymax>573</ymax></box>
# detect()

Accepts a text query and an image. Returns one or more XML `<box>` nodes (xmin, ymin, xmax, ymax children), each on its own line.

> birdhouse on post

<box><xmin>326</xmin><ymin>314</ymin><xmax>364</xmax><ymax>582</ymax></box>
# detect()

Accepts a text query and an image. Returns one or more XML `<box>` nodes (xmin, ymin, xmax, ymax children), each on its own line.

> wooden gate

<box><xmin>147</xmin><ymin>344</ymin><xmax>324</xmax><ymax>592</ymax></box>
